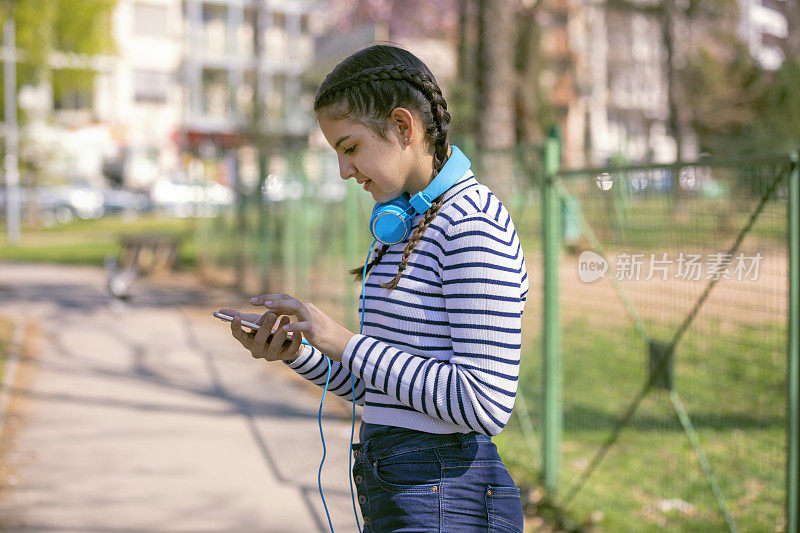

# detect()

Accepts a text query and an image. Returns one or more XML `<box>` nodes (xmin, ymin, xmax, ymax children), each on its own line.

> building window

<box><xmin>272</xmin><ymin>11</ymin><xmax>286</xmax><ymax>30</ymax></box>
<box><xmin>202</xmin><ymin>68</ymin><xmax>231</xmax><ymax>119</ymax></box>
<box><xmin>134</xmin><ymin>70</ymin><xmax>171</xmax><ymax>103</ymax></box>
<box><xmin>52</xmin><ymin>69</ymin><xmax>94</xmax><ymax>110</ymax></box>
<box><xmin>203</xmin><ymin>4</ymin><xmax>228</xmax><ymax>54</ymax></box>
<box><xmin>265</xmin><ymin>73</ymin><xmax>286</xmax><ymax>124</ymax></box>
<box><xmin>133</xmin><ymin>2</ymin><xmax>168</xmax><ymax>37</ymax></box>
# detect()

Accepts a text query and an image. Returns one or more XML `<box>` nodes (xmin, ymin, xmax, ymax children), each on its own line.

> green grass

<box><xmin>570</xmin><ymin>195</ymin><xmax>786</xmax><ymax>250</ymax></box>
<box><xmin>0</xmin><ymin>215</ymin><xmax>198</xmax><ymax>268</ymax></box>
<box><xmin>497</xmin><ymin>317</ymin><xmax>787</xmax><ymax>532</ymax></box>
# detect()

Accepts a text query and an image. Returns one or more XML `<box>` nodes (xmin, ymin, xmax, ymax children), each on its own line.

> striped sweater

<box><xmin>284</xmin><ymin>169</ymin><xmax>529</xmax><ymax>436</ymax></box>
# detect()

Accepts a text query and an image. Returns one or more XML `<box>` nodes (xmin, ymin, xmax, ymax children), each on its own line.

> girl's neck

<box><xmin>405</xmin><ymin>145</ymin><xmax>452</xmax><ymax>197</ymax></box>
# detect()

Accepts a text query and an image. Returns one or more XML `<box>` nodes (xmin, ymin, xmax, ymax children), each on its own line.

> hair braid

<box><xmin>349</xmin><ymin>243</ymin><xmax>390</xmax><ymax>281</ymax></box>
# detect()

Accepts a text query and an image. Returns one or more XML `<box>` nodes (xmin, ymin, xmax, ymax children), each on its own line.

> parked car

<box><xmin>0</xmin><ymin>184</ymin><xmax>105</xmax><ymax>226</ymax></box>
<box><xmin>150</xmin><ymin>176</ymin><xmax>234</xmax><ymax>217</ymax></box>
<box><xmin>102</xmin><ymin>188</ymin><xmax>152</xmax><ymax>222</ymax></box>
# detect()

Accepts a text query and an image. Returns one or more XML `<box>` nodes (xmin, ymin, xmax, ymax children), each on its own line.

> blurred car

<box><xmin>0</xmin><ymin>184</ymin><xmax>106</xmax><ymax>226</ymax></box>
<box><xmin>150</xmin><ymin>176</ymin><xmax>234</xmax><ymax>217</ymax></box>
<box><xmin>102</xmin><ymin>188</ymin><xmax>152</xmax><ymax>222</ymax></box>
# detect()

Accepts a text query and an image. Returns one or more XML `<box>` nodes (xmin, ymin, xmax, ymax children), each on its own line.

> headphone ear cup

<box><xmin>370</xmin><ymin>197</ymin><xmax>415</xmax><ymax>245</ymax></box>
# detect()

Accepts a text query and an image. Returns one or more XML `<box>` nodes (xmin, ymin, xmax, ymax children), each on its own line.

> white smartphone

<box><xmin>213</xmin><ymin>311</ymin><xmax>298</xmax><ymax>348</ymax></box>
<box><xmin>213</xmin><ymin>311</ymin><xmax>263</xmax><ymax>330</ymax></box>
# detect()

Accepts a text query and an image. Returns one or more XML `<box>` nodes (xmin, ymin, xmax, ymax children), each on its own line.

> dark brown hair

<box><xmin>313</xmin><ymin>43</ymin><xmax>452</xmax><ymax>290</ymax></box>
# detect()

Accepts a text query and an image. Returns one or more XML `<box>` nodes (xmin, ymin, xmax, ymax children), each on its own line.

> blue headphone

<box><xmin>369</xmin><ymin>145</ymin><xmax>471</xmax><ymax>245</ymax></box>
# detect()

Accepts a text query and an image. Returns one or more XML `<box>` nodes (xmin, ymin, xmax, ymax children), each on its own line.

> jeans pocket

<box><xmin>485</xmin><ymin>485</ymin><xmax>524</xmax><ymax>533</ymax></box>
<box><xmin>371</xmin><ymin>448</ymin><xmax>442</xmax><ymax>493</ymax></box>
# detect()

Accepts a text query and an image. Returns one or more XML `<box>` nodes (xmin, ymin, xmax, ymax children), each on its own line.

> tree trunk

<box><xmin>476</xmin><ymin>0</ymin><xmax>516</xmax><ymax>200</ymax></box>
<box><xmin>451</xmin><ymin>0</ymin><xmax>478</xmax><ymax>141</ymax></box>
<box><xmin>785</xmin><ymin>0</ymin><xmax>800</xmax><ymax>61</ymax></box>
<box><xmin>476</xmin><ymin>0</ymin><xmax>516</xmax><ymax>150</ymax></box>
<box><xmin>515</xmin><ymin>3</ymin><xmax>544</xmax><ymax>146</ymax></box>
<box><xmin>457</xmin><ymin>0</ymin><xmax>471</xmax><ymax>84</ymax></box>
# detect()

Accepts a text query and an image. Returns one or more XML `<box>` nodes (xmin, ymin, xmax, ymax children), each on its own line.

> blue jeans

<box><xmin>351</xmin><ymin>428</ymin><xmax>524</xmax><ymax>532</ymax></box>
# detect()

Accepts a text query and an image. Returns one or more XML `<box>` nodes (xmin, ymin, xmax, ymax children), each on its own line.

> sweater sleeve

<box><xmin>283</xmin><ymin>343</ymin><xmax>366</xmax><ymax>404</ymax></box>
<box><xmin>341</xmin><ymin>211</ymin><xmax>525</xmax><ymax>435</ymax></box>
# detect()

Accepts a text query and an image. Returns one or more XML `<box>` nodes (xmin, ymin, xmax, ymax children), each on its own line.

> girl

<box><xmin>221</xmin><ymin>43</ymin><xmax>530</xmax><ymax>532</ymax></box>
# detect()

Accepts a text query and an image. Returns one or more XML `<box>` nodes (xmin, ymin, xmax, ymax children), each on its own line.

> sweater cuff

<box><xmin>341</xmin><ymin>333</ymin><xmax>369</xmax><ymax>378</ymax></box>
<box><xmin>283</xmin><ymin>343</ymin><xmax>319</xmax><ymax>371</ymax></box>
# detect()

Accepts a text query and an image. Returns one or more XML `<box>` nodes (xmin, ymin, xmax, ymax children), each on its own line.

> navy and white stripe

<box><xmin>285</xmin><ymin>169</ymin><xmax>529</xmax><ymax>436</ymax></box>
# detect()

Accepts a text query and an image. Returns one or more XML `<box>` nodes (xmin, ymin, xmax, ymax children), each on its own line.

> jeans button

<box><xmin>358</xmin><ymin>494</ymin><xmax>367</xmax><ymax>504</ymax></box>
<box><xmin>354</xmin><ymin>474</ymin><xmax>364</xmax><ymax>484</ymax></box>
<box><xmin>353</xmin><ymin>450</ymin><xmax>361</xmax><ymax>460</ymax></box>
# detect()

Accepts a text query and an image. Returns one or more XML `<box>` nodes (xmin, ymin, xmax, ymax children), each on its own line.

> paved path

<box><xmin>0</xmin><ymin>263</ymin><xmax>362</xmax><ymax>532</ymax></box>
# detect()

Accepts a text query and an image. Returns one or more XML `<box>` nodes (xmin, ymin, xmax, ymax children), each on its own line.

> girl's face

<box><xmin>317</xmin><ymin>111</ymin><xmax>414</xmax><ymax>203</ymax></box>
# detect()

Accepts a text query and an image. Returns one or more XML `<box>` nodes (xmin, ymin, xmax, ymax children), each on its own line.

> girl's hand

<box><xmin>219</xmin><ymin>308</ymin><xmax>304</xmax><ymax>363</ymax></box>
<box><xmin>249</xmin><ymin>294</ymin><xmax>355</xmax><ymax>362</ymax></box>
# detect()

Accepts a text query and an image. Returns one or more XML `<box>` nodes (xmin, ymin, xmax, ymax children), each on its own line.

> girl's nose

<box><xmin>338</xmin><ymin>157</ymin><xmax>356</xmax><ymax>181</ymax></box>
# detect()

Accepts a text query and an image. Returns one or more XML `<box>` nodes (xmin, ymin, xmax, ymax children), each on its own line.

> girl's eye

<box><xmin>344</xmin><ymin>145</ymin><xmax>356</xmax><ymax>155</ymax></box>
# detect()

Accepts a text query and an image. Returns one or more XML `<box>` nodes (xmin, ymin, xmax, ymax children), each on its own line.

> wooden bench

<box><xmin>118</xmin><ymin>233</ymin><xmax>183</xmax><ymax>275</ymax></box>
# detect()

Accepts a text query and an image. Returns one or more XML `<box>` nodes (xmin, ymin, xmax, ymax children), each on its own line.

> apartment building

<box><xmin>95</xmin><ymin>0</ymin><xmax>185</xmax><ymax>189</ymax></box>
<box><xmin>29</xmin><ymin>0</ymin><xmax>322</xmax><ymax>190</ymax></box>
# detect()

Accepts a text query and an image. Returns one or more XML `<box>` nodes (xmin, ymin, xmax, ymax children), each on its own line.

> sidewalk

<box><xmin>0</xmin><ymin>263</ymin><xmax>362</xmax><ymax>532</ymax></box>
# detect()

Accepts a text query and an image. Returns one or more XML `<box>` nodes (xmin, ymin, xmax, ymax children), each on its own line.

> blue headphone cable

<box><xmin>316</xmin><ymin>238</ymin><xmax>378</xmax><ymax>532</ymax></box>
<box><xmin>316</xmin><ymin>356</ymin><xmax>334</xmax><ymax>533</ymax></box>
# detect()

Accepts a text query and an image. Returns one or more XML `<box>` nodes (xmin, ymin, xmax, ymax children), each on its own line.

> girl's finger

<box><xmin>253</xmin><ymin>312</ymin><xmax>277</xmax><ymax>346</ymax></box>
<box><xmin>267</xmin><ymin>317</ymin><xmax>291</xmax><ymax>360</ymax></box>
<box><xmin>282</xmin><ymin>320</ymin><xmax>310</xmax><ymax>335</ymax></box>
<box><xmin>250</xmin><ymin>294</ymin><xmax>287</xmax><ymax>306</ymax></box>
<box><xmin>283</xmin><ymin>330</ymin><xmax>303</xmax><ymax>361</ymax></box>
<box><xmin>260</xmin><ymin>299</ymin><xmax>297</xmax><ymax>313</ymax></box>
<box><xmin>220</xmin><ymin>309</ymin><xmax>262</xmax><ymax>323</ymax></box>
<box><xmin>230</xmin><ymin>317</ymin><xmax>253</xmax><ymax>350</ymax></box>
<box><xmin>252</xmin><ymin>294</ymin><xmax>306</xmax><ymax>316</ymax></box>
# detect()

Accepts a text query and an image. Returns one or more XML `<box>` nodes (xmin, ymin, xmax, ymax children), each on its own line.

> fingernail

<box><xmin>250</xmin><ymin>297</ymin><xmax>258</xmax><ymax>303</ymax></box>
<box><xmin>263</xmin><ymin>300</ymin><xmax>273</xmax><ymax>307</ymax></box>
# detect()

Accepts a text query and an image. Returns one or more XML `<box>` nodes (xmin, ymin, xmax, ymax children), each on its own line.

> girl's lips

<box><xmin>363</xmin><ymin>180</ymin><xmax>371</xmax><ymax>191</ymax></box>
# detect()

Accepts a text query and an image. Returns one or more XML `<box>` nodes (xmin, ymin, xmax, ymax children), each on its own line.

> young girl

<box><xmin>222</xmin><ymin>43</ymin><xmax>529</xmax><ymax>532</ymax></box>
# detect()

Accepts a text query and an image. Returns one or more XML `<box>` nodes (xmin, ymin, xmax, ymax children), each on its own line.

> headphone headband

<box><xmin>407</xmin><ymin>146</ymin><xmax>470</xmax><ymax>214</ymax></box>
<box><xmin>369</xmin><ymin>145</ymin><xmax>471</xmax><ymax>245</ymax></box>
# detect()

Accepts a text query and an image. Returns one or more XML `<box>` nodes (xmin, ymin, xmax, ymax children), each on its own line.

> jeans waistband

<box><xmin>352</xmin><ymin>429</ymin><xmax>492</xmax><ymax>460</ymax></box>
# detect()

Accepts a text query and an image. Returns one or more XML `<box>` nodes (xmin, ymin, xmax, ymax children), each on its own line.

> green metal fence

<box><xmin>195</xmin><ymin>139</ymin><xmax>798</xmax><ymax>532</ymax></box>
<box><xmin>523</xmin><ymin>134</ymin><xmax>799</xmax><ymax>532</ymax></box>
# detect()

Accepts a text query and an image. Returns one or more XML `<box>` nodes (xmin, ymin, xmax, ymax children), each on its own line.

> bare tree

<box><xmin>476</xmin><ymin>0</ymin><xmax>516</xmax><ymax>151</ymax></box>
<box><xmin>514</xmin><ymin>0</ymin><xmax>546</xmax><ymax>146</ymax></box>
<box><xmin>784</xmin><ymin>0</ymin><xmax>800</xmax><ymax>60</ymax></box>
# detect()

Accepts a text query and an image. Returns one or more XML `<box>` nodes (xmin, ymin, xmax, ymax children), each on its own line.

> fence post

<box><xmin>788</xmin><ymin>152</ymin><xmax>799</xmax><ymax>533</ymax></box>
<box><xmin>542</xmin><ymin>127</ymin><xmax>562</xmax><ymax>496</ymax></box>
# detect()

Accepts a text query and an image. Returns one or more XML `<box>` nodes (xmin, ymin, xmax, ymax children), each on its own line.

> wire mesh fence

<box><xmin>513</xmin><ymin>151</ymin><xmax>796</xmax><ymax>532</ymax></box>
<box><xmin>194</xmin><ymin>143</ymin><xmax>798</xmax><ymax>532</ymax></box>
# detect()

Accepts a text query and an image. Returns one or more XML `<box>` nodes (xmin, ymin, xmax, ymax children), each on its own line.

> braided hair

<box><xmin>313</xmin><ymin>44</ymin><xmax>452</xmax><ymax>290</ymax></box>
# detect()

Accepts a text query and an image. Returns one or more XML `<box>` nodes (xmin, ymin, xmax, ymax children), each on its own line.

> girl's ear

<box><xmin>391</xmin><ymin>107</ymin><xmax>415</xmax><ymax>143</ymax></box>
